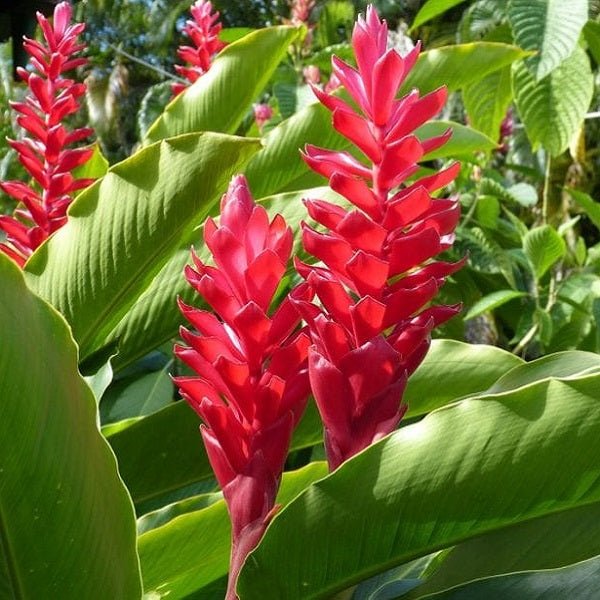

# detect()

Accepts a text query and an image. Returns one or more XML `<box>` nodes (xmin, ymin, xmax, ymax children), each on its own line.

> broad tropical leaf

<box><xmin>401</xmin><ymin>43</ymin><xmax>527</xmax><ymax>96</ymax></box>
<box><xmin>138</xmin><ymin>463</ymin><xmax>328</xmax><ymax>598</ymax></box>
<box><xmin>508</xmin><ymin>0</ymin><xmax>588</xmax><ymax>80</ymax></box>
<box><xmin>0</xmin><ymin>255</ymin><xmax>141</xmax><ymax>598</ymax></box>
<box><xmin>410</xmin><ymin>0</ymin><xmax>470</xmax><ymax>31</ymax></box>
<box><xmin>238</xmin><ymin>372</ymin><xmax>600</xmax><ymax>598</ymax></box>
<box><xmin>464</xmin><ymin>290</ymin><xmax>527</xmax><ymax>321</ymax></box>
<box><xmin>513</xmin><ymin>45</ymin><xmax>593</xmax><ymax>156</ymax></box>
<box><xmin>24</xmin><ymin>133</ymin><xmax>260</xmax><ymax>363</ymax></box>
<box><xmin>144</xmin><ymin>26</ymin><xmax>299</xmax><ymax>143</ymax></box>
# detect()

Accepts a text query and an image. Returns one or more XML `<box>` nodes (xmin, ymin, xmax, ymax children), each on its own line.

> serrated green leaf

<box><xmin>523</xmin><ymin>224</ymin><xmax>566</xmax><ymax>279</ymax></box>
<box><xmin>507</xmin><ymin>182</ymin><xmax>538</xmax><ymax>207</ymax></box>
<box><xmin>410</xmin><ymin>0</ymin><xmax>470</xmax><ymax>31</ymax></box>
<box><xmin>238</xmin><ymin>372</ymin><xmax>600</xmax><ymax>599</ymax></box>
<box><xmin>513</xmin><ymin>45</ymin><xmax>593</xmax><ymax>156</ymax></box>
<box><xmin>508</xmin><ymin>0</ymin><xmax>588</xmax><ymax>80</ymax></box>
<box><xmin>463</xmin><ymin>66</ymin><xmax>512</xmax><ymax>140</ymax></box>
<box><xmin>464</xmin><ymin>290</ymin><xmax>527</xmax><ymax>320</ymax></box>
<box><xmin>23</xmin><ymin>133</ymin><xmax>260</xmax><ymax>362</ymax></box>
<box><xmin>567</xmin><ymin>188</ymin><xmax>600</xmax><ymax>232</ymax></box>
<box><xmin>0</xmin><ymin>255</ymin><xmax>141</xmax><ymax>598</ymax></box>
<box><xmin>144</xmin><ymin>26</ymin><xmax>299</xmax><ymax>143</ymax></box>
<box><xmin>475</xmin><ymin>195</ymin><xmax>500</xmax><ymax>228</ymax></box>
<box><xmin>401</xmin><ymin>43</ymin><xmax>527</xmax><ymax>96</ymax></box>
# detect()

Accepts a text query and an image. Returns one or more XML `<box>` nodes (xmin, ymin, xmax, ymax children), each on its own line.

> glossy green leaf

<box><xmin>404</xmin><ymin>340</ymin><xmax>523</xmax><ymax>417</ymax></box>
<box><xmin>24</xmin><ymin>133</ymin><xmax>260</xmax><ymax>363</ymax></box>
<box><xmin>416</xmin><ymin>121</ymin><xmax>497</xmax><ymax>158</ymax></box>
<box><xmin>567</xmin><ymin>188</ymin><xmax>600</xmax><ymax>232</ymax></box>
<box><xmin>401</xmin><ymin>43</ymin><xmax>528</xmax><ymax>96</ymax></box>
<box><xmin>513</xmin><ymin>45</ymin><xmax>593</xmax><ymax>156</ymax></box>
<box><xmin>508</xmin><ymin>0</ymin><xmax>588</xmax><ymax>80</ymax></box>
<box><xmin>72</xmin><ymin>143</ymin><xmax>109</xmax><ymax>180</ymax></box>
<box><xmin>139</xmin><ymin>462</ymin><xmax>328</xmax><ymax>598</ymax></box>
<box><xmin>463</xmin><ymin>66</ymin><xmax>512</xmax><ymax>140</ymax></box>
<box><xmin>464</xmin><ymin>290</ymin><xmax>527</xmax><ymax>320</ymax></box>
<box><xmin>410</xmin><ymin>0</ymin><xmax>469</xmax><ymax>31</ymax></box>
<box><xmin>583</xmin><ymin>20</ymin><xmax>600</xmax><ymax>65</ymax></box>
<box><xmin>523</xmin><ymin>224</ymin><xmax>566</xmax><ymax>279</ymax></box>
<box><xmin>144</xmin><ymin>26</ymin><xmax>299</xmax><ymax>143</ymax></box>
<box><xmin>0</xmin><ymin>255</ymin><xmax>141</xmax><ymax>598</ymax></box>
<box><xmin>238</xmin><ymin>372</ymin><xmax>600</xmax><ymax>599</ymax></box>
<box><xmin>420</xmin><ymin>555</ymin><xmax>600</xmax><ymax>599</ymax></box>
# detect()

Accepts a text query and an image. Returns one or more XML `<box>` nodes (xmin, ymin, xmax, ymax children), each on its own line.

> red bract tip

<box><xmin>0</xmin><ymin>1</ymin><xmax>95</xmax><ymax>267</ymax></box>
<box><xmin>297</xmin><ymin>4</ymin><xmax>463</xmax><ymax>470</ymax></box>
<box><xmin>174</xmin><ymin>175</ymin><xmax>312</xmax><ymax>599</ymax></box>
<box><xmin>172</xmin><ymin>0</ymin><xmax>227</xmax><ymax>96</ymax></box>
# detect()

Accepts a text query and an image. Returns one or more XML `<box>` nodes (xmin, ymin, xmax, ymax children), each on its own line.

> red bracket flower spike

<box><xmin>174</xmin><ymin>175</ymin><xmax>313</xmax><ymax>599</ymax></box>
<box><xmin>0</xmin><ymin>1</ymin><xmax>95</xmax><ymax>267</ymax></box>
<box><xmin>295</xmin><ymin>5</ymin><xmax>464</xmax><ymax>470</ymax></box>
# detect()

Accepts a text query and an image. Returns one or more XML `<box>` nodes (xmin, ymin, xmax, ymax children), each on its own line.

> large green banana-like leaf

<box><xmin>508</xmin><ymin>0</ymin><xmax>588</xmax><ymax>81</ymax></box>
<box><xmin>138</xmin><ymin>462</ymin><xmax>328</xmax><ymax>598</ymax></box>
<box><xmin>144</xmin><ymin>26</ymin><xmax>299</xmax><ymax>143</ymax></box>
<box><xmin>237</xmin><ymin>372</ymin><xmax>600</xmax><ymax>599</ymax></box>
<box><xmin>410</xmin><ymin>0</ymin><xmax>469</xmax><ymax>31</ymax></box>
<box><xmin>513</xmin><ymin>45</ymin><xmax>593</xmax><ymax>156</ymax></box>
<box><xmin>23</xmin><ymin>133</ymin><xmax>260</xmax><ymax>363</ymax></box>
<box><xmin>419</xmin><ymin>554</ymin><xmax>600</xmax><ymax>599</ymax></box>
<box><xmin>106</xmin><ymin>340</ymin><xmax>521</xmax><ymax>507</ymax></box>
<box><xmin>401</xmin><ymin>43</ymin><xmax>527</xmax><ymax>96</ymax></box>
<box><xmin>0</xmin><ymin>255</ymin><xmax>141</xmax><ymax>598</ymax></box>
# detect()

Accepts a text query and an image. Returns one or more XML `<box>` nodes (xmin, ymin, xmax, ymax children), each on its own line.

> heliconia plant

<box><xmin>172</xmin><ymin>0</ymin><xmax>227</xmax><ymax>96</ymax></box>
<box><xmin>173</xmin><ymin>175</ymin><xmax>313</xmax><ymax>599</ymax></box>
<box><xmin>293</xmin><ymin>5</ymin><xmax>464</xmax><ymax>470</ymax></box>
<box><xmin>0</xmin><ymin>1</ymin><xmax>95</xmax><ymax>267</ymax></box>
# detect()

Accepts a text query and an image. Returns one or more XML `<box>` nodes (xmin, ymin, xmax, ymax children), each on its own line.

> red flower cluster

<box><xmin>293</xmin><ymin>6</ymin><xmax>463</xmax><ymax>469</ymax></box>
<box><xmin>172</xmin><ymin>0</ymin><xmax>226</xmax><ymax>96</ymax></box>
<box><xmin>174</xmin><ymin>175</ymin><xmax>312</xmax><ymax>599</ymax></box>
<box><xmin>0</xmin><ymin>1</ymin><xmax>95</xmax><ymax>267</ymax></box>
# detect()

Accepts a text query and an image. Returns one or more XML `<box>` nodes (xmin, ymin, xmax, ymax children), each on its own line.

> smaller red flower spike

<box><xmin>174</xmin><ymin>175</ymin><xmax>312</xmax><ymax>600</ymax></box>
<box><xmin>172</xmin><ymin>0</ymin><xmax>227</xmax><ymax>96</ymax></box>
<box><xmin>0</xmin><ymin>1</ymin><xmax>95</xmax><ymax>267</ymax></box>
<box><xmin>295</xmin><ymin>5</ymin><xmax>463</xmax><ymax>470</ymax></box>
<box><xmin>253</xmin><ymin>103</ymin><xmax>273</xmax><ymax>131</ymax></box>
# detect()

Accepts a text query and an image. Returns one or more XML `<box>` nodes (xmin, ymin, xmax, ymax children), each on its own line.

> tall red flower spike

<box><xmin>0</xmin><ymin>1</ymin><xmax>95</xmax><ymax>267</ymax></box>
<box><xmin>294</xmin><ymin>5</ymin><xmax>464</xmax><ymax>470</ymax></box>
<box><xmin>172</xmin><ymin>0</ymin><xmax>226</xmax><ymax>96</ymax></box>
<box><xmin>174</xmin><ymin>175</ymin><xmax>312</xmax><ymax>600</ymax></box>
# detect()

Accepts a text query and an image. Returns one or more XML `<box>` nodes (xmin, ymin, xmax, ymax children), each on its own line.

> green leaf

<box><xmin>508</xmin><ymin>0</ymin><xmax>588</xmax><ymax>80</ymax></box>
<box><xmin>273</xmin><ymin>82</ymin><xmax>317</xmax><ymax>119</ymax></box>
<box><xmin>410</xmin><ymin>0</ymin><xmax>470</xmax><ymax>31</ymax></box>
<box><xmin>402</xmin><ymin>340</ymin><xmax>524</xmax><ymax>418</ymax></box>
<box><xmin>0</xmin><ymin>255</ymin><xmax>141</xmax><ymax>598</ymax></box>
<box><xmin>139</xmin><ymin>462</ymin><xmax>328</xmax><ymax>598</ymax></box>
<box><xmin>463</xmin><ymin>66</ymin><xmax>512</xmax><ymax>140</ymax></box>
<box><xmin>401</xmin><ymin>43</ymin><xmax>528</xmax><ymax>96</ymax></box>
<box><xmin>72</xmin><ymin>143</ymin><xmax>109</xmax><ymax>180</ymax></box>
<box><xmin>238</xmin><ymin>372</ymin><xmax>600</xmax><ymax>599</ymax></box>
<box><xmin>315</xmin><ymin>0</ymin><xmax>355</xmax><ymax>48</ymax></box>
<box><xmin>567</xmin><ymin>188</ymin><xmax>600</xmax><ymax>232</ymax></box>
<box><xmin>513</xmin><ymin>45</ymin><xmax>593</xmax><ymax>156</ymax></box>
<box><xmin>418</xmin><ymin>555</ymin><xmax>600</xmax><ymax>599</ymax></box>
<box><xmin>416</xmin><ymin>121</ymin><xmax>497</xmax><ymax>159</ymax></box>
<box><xmin>24</xmin><ymin>133</ymin><xmax>260</xmax><ymax>363</ymax></box>
<box><xmin>506</xmin><ymin>182</ymin><xmax>538</xmax><ymax>207</ymax></box>
<box><xmin>523</xmin><ymin>224</ymin><xmax>566</xmax><ymax>279</ymax></box>
<box><xmin>583</xmin><ymin>20</ymin><xmax>600</xmax><ymax>65</ymax></box>
<box><xmin>144</xmin><ymin>26</ymin><xmax>299</xmax><ymax>143</ymax></box>
<box><xmin>464</xmin><ymin>290</ymin><xmax>527</xmax><ymax>320</ymax></box>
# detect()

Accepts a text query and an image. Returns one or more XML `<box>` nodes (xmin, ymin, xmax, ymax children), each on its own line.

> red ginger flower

<box><xmin>174</xmin><ymin>175</ymin><xmax>312</xmax><ymax>600</ymax></box>
<box><xmin>172</xmin><ymin>0</ymin><xmax>226</xmax><ymax>96</ymax></box>
<box><xmin>294</xmin><ymin>5</ymin><xmax>464</xmax><ymax>470</ymax></box>
<box><xmin>0</xmin><ymin>1</ymin><xmax>95</xmax><ymax>267</ymax></box>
